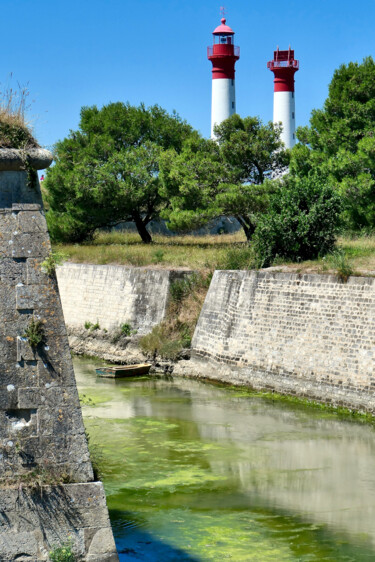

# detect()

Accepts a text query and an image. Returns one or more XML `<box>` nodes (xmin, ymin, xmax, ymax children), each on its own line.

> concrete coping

<box><xmin>0</xmin><ymin>148</ymin><xmax>53</xmax><ymax>171</ymax></box>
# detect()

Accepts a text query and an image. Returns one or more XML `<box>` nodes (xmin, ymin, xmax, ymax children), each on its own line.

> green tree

<box><xmin>44</xmin><ymin>102</ymin><xmax>194</xmax><ymax>243</ymax></box>
<box><xmin>253</xmin><ymin>173</ymin><xmax>342</xmax><ymax>267</ymax></box>
<box><xmin>160</xmin><ymin>114</ymin><xmax>288</xmax><ymax>240</ymax></box>
<box><xmin>291</xmin><ymin>57</ymin><xmax>375</xmax><ymax>230</ymax></box>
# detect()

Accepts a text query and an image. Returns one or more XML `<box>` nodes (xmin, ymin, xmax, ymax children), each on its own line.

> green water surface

<box><xmin>74</xmin><ymin>357</ymin><xmax>375</xmax><ymax>561</ymax></box>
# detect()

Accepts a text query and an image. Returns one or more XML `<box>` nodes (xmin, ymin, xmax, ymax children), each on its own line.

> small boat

<box><xmin>96</xmin><ymin>363</ymin><xmax>151</xmax><ymax>378</ymax></box>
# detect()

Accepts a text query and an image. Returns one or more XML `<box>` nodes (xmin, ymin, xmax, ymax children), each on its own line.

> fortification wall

<box><xmin>0</xmin><ymin>159</ymin><xmax>118</xmax><ymax>559</ymax></box>
<box><xmin>184</xmin><ymin>270</ymin><xmax>375</xmax><ymax>411</ymax></box>
<box><xmin>57</xmin><ymin>263</ymin><xmax>191</xmax><ymax>334</ymax></box>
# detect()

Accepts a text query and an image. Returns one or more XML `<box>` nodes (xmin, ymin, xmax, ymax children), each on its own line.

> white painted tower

<box><xmin>207</xmin><ymin>16</ymin><xmax>240</xmax><ymax>138</ymax></box>
<box><xmin>267</xmin><ymin>48</ymin><xmax>299</xmax><ymax>149</ymax></box>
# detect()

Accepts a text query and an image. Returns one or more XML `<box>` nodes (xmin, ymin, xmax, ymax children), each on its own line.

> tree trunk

<box><xmin>133</xmin><ymin>213</ymin><xmax>152</xmax><ymax>244</ymax></box>
<box><xmin>236</xmin><ymin>216</ymin><xmax>256</xmax><ymax>242</ymax></box>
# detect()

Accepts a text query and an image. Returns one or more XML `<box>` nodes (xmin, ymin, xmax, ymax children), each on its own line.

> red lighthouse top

<box><xmin>207</xmin><ymin>17</ymin><xmax>240</xmax><ymax>80</ymax></box>
<box><xmin>267</xmin><ymin>48</ymin><xmax>299</xmax><ymax>92</ymax></box>
<box><xmin>213</xmin><ymin>18</ymin><xmax>235</xmax><ymax>35</ymax></box>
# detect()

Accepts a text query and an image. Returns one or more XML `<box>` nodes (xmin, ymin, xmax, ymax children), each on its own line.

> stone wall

<box><xmin>0</xmin><ymin>160</ymin><xmax>118</xmax><ymax>559</ymax></box>
<box><xmin>57</xmin><ymin>263</ymin><xmax>191</xmax><ymax>334</ymax></box>
<box><xmin>185</xmin><ymin>270</ymin><xmax>375</xmax><ymax>411</ymax></box>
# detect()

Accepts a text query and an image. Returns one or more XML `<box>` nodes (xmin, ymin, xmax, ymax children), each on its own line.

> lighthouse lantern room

<box><xmin>207</xmin><ymin>15</ymin><xmax>240</xmax><ymax>138</ymax></box>
<box><xmin>267</xmin><ymin>48</ymin><xmax>299</xmax><ymax>149</ymax></box>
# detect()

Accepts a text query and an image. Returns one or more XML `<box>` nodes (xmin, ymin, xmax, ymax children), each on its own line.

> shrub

<box><xmin>49</xmin><ymin>541</ymin><xmax>75</xmax><ymax>562</ymax></box>
<box><xmin>41</xmin><ymin>250</ymin><xmax>67</xmax><ymax>275</ymax></box>
<box><xmin>216</xmin><ymin>245</ymin><xmax>256</xmax><ymax>270</ymax></box>
<box><xmin>23</xmin><ymin>318</ymin><xmax>45</xmax><ymax>348</ymax></box>
<box><xmin>152</xmin><ymin>249</ymin><xmax>164</xmax><ymax>263</ymax></box>
<box><xmin>84</xmin><ymin>321</ymin><xmax>100</xmax><ymax>331</ymax></box>
<box><xmin>253</xmin><ymin>174</ymin><xmax>342</xmax><ymax>267</ymax></box>
<box><xmin>120</xmin><ymin>323</ymin><xmax>137</xmax><ymax>336</ymax></box>
<box><xmin>328</xmin><ymin>250</ymin><xmax>354</xmax><ymax>281</ymax></box>
<box><xmin>140</xmin><ymin>272</ymin><xmax>210</xmax><ymax>360</ymax></box>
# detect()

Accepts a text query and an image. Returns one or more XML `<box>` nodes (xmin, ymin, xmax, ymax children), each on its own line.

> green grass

<box><xmin>53</xmin><ymin>230</ymin><xmax>375</xmax><ymax>276</ymax></box>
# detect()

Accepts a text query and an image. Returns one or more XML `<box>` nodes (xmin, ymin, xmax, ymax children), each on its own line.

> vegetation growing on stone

<box><xmin>49</xmin><ymin>541</ymin><xmax>75</xmax><ymax>562</ymax></box>
<box><xmin>23</xmin><ymin>317</ymin><xmax>45</xmax><ymax>348</ymax></box>
<box><xmin>140</xmin><ymin>273</ymin><xmax>210</xmax><ymax>359</ymax></box>
<box><xmin>0</xmin><ymin>82</ymin><xmax>38</xmax><ymax>149</ymax></box>
<box><xmin>41</xmin><ymin>250</ymin><xmax>67</xmax><ymax>276</ymax></box>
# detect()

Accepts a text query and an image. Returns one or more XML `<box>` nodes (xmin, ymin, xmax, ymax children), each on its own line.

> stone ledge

<box><xmin>0</xmin><ymin>149</ymin><xmax>53</xmax><ymax>171</ymax></box>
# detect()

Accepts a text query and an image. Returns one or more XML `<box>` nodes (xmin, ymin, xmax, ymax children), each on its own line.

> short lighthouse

<box><xmin>207</xmin><ymin>15</ymin><xmax>240</xmax><ymax>138</ymax></box>
<box><xmin>267</xmin><ymin>48</ymin><xmax>299</xmax><ymax>149</ymax></box>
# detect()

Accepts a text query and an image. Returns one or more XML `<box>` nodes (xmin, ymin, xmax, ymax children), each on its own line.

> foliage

<box><xmin>160</xmin><ymin>114</ymin><xmax>288</xmax><ymax>240</ymax></box>
<box><xmin>44</xmin><ymin>102</ymin><xmax>194</xmax><ymax>243</ymax></box>
<box><xmin>216</xmin><ymin>245</ymin><xmax>256</xmax><ymax>270</ymax></box>
<box><xmin>23</xmin><ymin>318</ymin><xmax>45</xmax><ymax>348</ymax></box>
<box><xmin>290</xmin><ymin>57</ymin><xmax>375</xmax><ymax>231</ymax></box>
<box><xmin>140</xmin><ymin>273</ymin><xmax>209</xmax><ymax>360</ymax></box>
<box><xmin>84</xmin><ymin>321</ymin><xmax>100</xmax><ymax>331</ymax></box>
<box><xmin>325</xmin><ymin>250</ymin><xmax>354</xmax><ymax>281</ymax></box>
<box><xmin>120</xmin><ymin>323</ymin><xmax>137</xmax><ymax>336</ymax></box>
<box><xmin>253</xmin><ymin>174</ymin><xmax>342</xmax><ymax>267</ymax></box>
<box><xmin>41</xmin><ymin>250</ymin><xmax>67</xmax><ymax>276</ymax></box>
<box><xmin>0</xmin><ymin>80</ymin><xmax>38</xmax><ymax>149</ymax></box>
<box><xmin>49</xmin><ymin>541</ymin><xmax>75</xmax><ymax>562</ymax></box>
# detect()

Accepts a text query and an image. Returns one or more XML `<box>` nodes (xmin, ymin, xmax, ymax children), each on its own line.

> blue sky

<box><xmin>2</xmin><ymin>0</ymin><xmax>374</xmax><ymax>149</ymax></box>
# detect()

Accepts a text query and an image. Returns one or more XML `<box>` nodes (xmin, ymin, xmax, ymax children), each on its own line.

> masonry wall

<box><xmin>57</xmin><ymin>263</ymin><xmax>191</xmax><ymax>334</ymax></box>
<box><xmin>0</xmin><ymin>168</ymin><xmax>118</xmax><ymax>560</ymax></box>
<box><xmin>189</xmin><ymin>270</ymin><xmax>375</xmax><ymax>411</ymax></box>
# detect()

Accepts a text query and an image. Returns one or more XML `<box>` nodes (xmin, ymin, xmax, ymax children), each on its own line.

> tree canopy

<box><xmin>44</xmin><ymin>102</ymin><xmax>194</xmax><ymax>243</ymax></box>
<box><xmin>160</xmin><ymin>114</ymin><xmax>289</xmax><ymax>240</ymax></box>
<box><xmin>290</xmin><ymin>56</ymin><xmax>375</xmax><ymax>230</ymax></box>
<box><xmin>253</xmin><ymin>173</ymin><xmax>342</xmax><ymax>266</ymax></box>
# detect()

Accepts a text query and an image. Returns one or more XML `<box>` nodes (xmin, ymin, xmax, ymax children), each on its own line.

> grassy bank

<box><xmin>54</xmin><ymin>230</ymin><xmax>375</xmax><ymax>276</ymax></box>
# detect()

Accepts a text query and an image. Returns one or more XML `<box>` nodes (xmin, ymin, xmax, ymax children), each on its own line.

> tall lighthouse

<box><xmin>207</xmin><ymin>15</ymin><xmax>240</xmax><ymax>138</ymax></box>
<box><xmin>267</xmin><ymin>48</ymin><xmax>299</xmax><ymax>149</ymax></box>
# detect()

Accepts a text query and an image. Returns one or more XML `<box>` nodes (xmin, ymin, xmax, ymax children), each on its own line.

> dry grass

<box><xmin>54</xmin><ymin>230</ymin><xmax>375</xmax><ymax>276</ymax></box>
<box><xmin>54</xmin><ymin>231</ymin><xmax>248</xmax><ymax>271</ymax></box>
<box><xmin>0</xmin><ymin>79</ymin><xmax>38</xmax><ymax>148</ymax></box>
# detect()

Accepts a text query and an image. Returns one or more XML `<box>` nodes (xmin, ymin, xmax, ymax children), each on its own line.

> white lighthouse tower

<box><xmin>207</xmin><ymin>15</ymin><xmax>240</xmax><ymax>138</ymax></box>
<box><xmin>267</xmin><ymin>48</ymin><xmax>299</xmax><ymax>149</ymax></box>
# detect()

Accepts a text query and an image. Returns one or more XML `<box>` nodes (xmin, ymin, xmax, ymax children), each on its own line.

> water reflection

<box><xmin>74</xmin><ymin>357</ymin><xmax>375</xmax><ymax>561</ymax></box>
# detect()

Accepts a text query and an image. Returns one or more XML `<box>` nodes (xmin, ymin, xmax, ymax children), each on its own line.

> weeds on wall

<box><xmin>23</xmin><ymin>317</ymin><xmax>45</xmax><ymax>348</ymax></box>
<box><xmin>321</xmin><ymin>250</ymin><xmax>354</xmax><ymax>282</ymax></box>
<box><xmin>84</xmin><ymin>321</ymin><xmax>100</xmax><ymax>331</ymax></box>
<box><xmin>49</xmin><ymin>540</ymin><xmax>76</xmax><ymax>562</ymax></box>
<box><xmin>41</xmin><ymin>250</ymin><xmax>67</xmax><ymax>276</ymax></box>
<box><xmin>140</xmin><ymin>273</ymin><xmax>210</xmax><ymax>360</ymax></box>
<box><xmin>0</xmin><ymin>79</ymin><xmax>37</xmax><ymax>149</ymax></box>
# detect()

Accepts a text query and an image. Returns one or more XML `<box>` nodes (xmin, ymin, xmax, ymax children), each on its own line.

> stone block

<box><xmin>17</xmin><ymin>211</ymin><xmax>48</xmax><ymax>233</ymax></box>
<box><xmin>0</xmin><ymin>258</ymin><xmax>27</xmax><ymax>285</ymax></box>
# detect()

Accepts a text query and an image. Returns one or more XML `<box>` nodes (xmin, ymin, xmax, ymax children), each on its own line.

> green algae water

<box><xmin>74</xmin><ymin>357</ymin><xmax>375</xmax><ymax>561</ymax></box>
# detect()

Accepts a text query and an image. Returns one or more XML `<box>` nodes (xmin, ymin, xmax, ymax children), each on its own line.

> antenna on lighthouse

<box><xmin>220</xmin><ymin>6</ymin><xmax>226</xmax><ymax>18</ymax></box>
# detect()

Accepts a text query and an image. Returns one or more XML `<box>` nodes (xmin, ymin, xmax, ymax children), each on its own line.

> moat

<box><xmin>74</xmin><ymin>356</ymin><xmax>375</xmax><ymax>561</ymax></box>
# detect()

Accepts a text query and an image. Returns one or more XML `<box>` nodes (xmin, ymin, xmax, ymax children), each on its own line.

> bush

<box><xmin>253</xmin><ymin>174</ymin><xmax>342</xmax><ymax>267</ymax></box>
<box><xmin>216</xmin><ymin>245</ymin><xmax>256</xmax><ymax>270</ymax></box>
<box><xmin>327</xmin><ymin>249</ymin><xmax>354</xmax><ymax>281</ymax></box>
<box><xmin>120</xmin><ymin>323</ymin><xmax>137</xmax><ymax>336</ymax></box>
<box><xmin>49</xmin><ymin>541</ymin><xmax>75</xmax><ymax>562</ymax></box>
<box><xmin>23</xmin><ymin>318</ymin><xmax>45</xmax><ymax>348</ymax></box>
